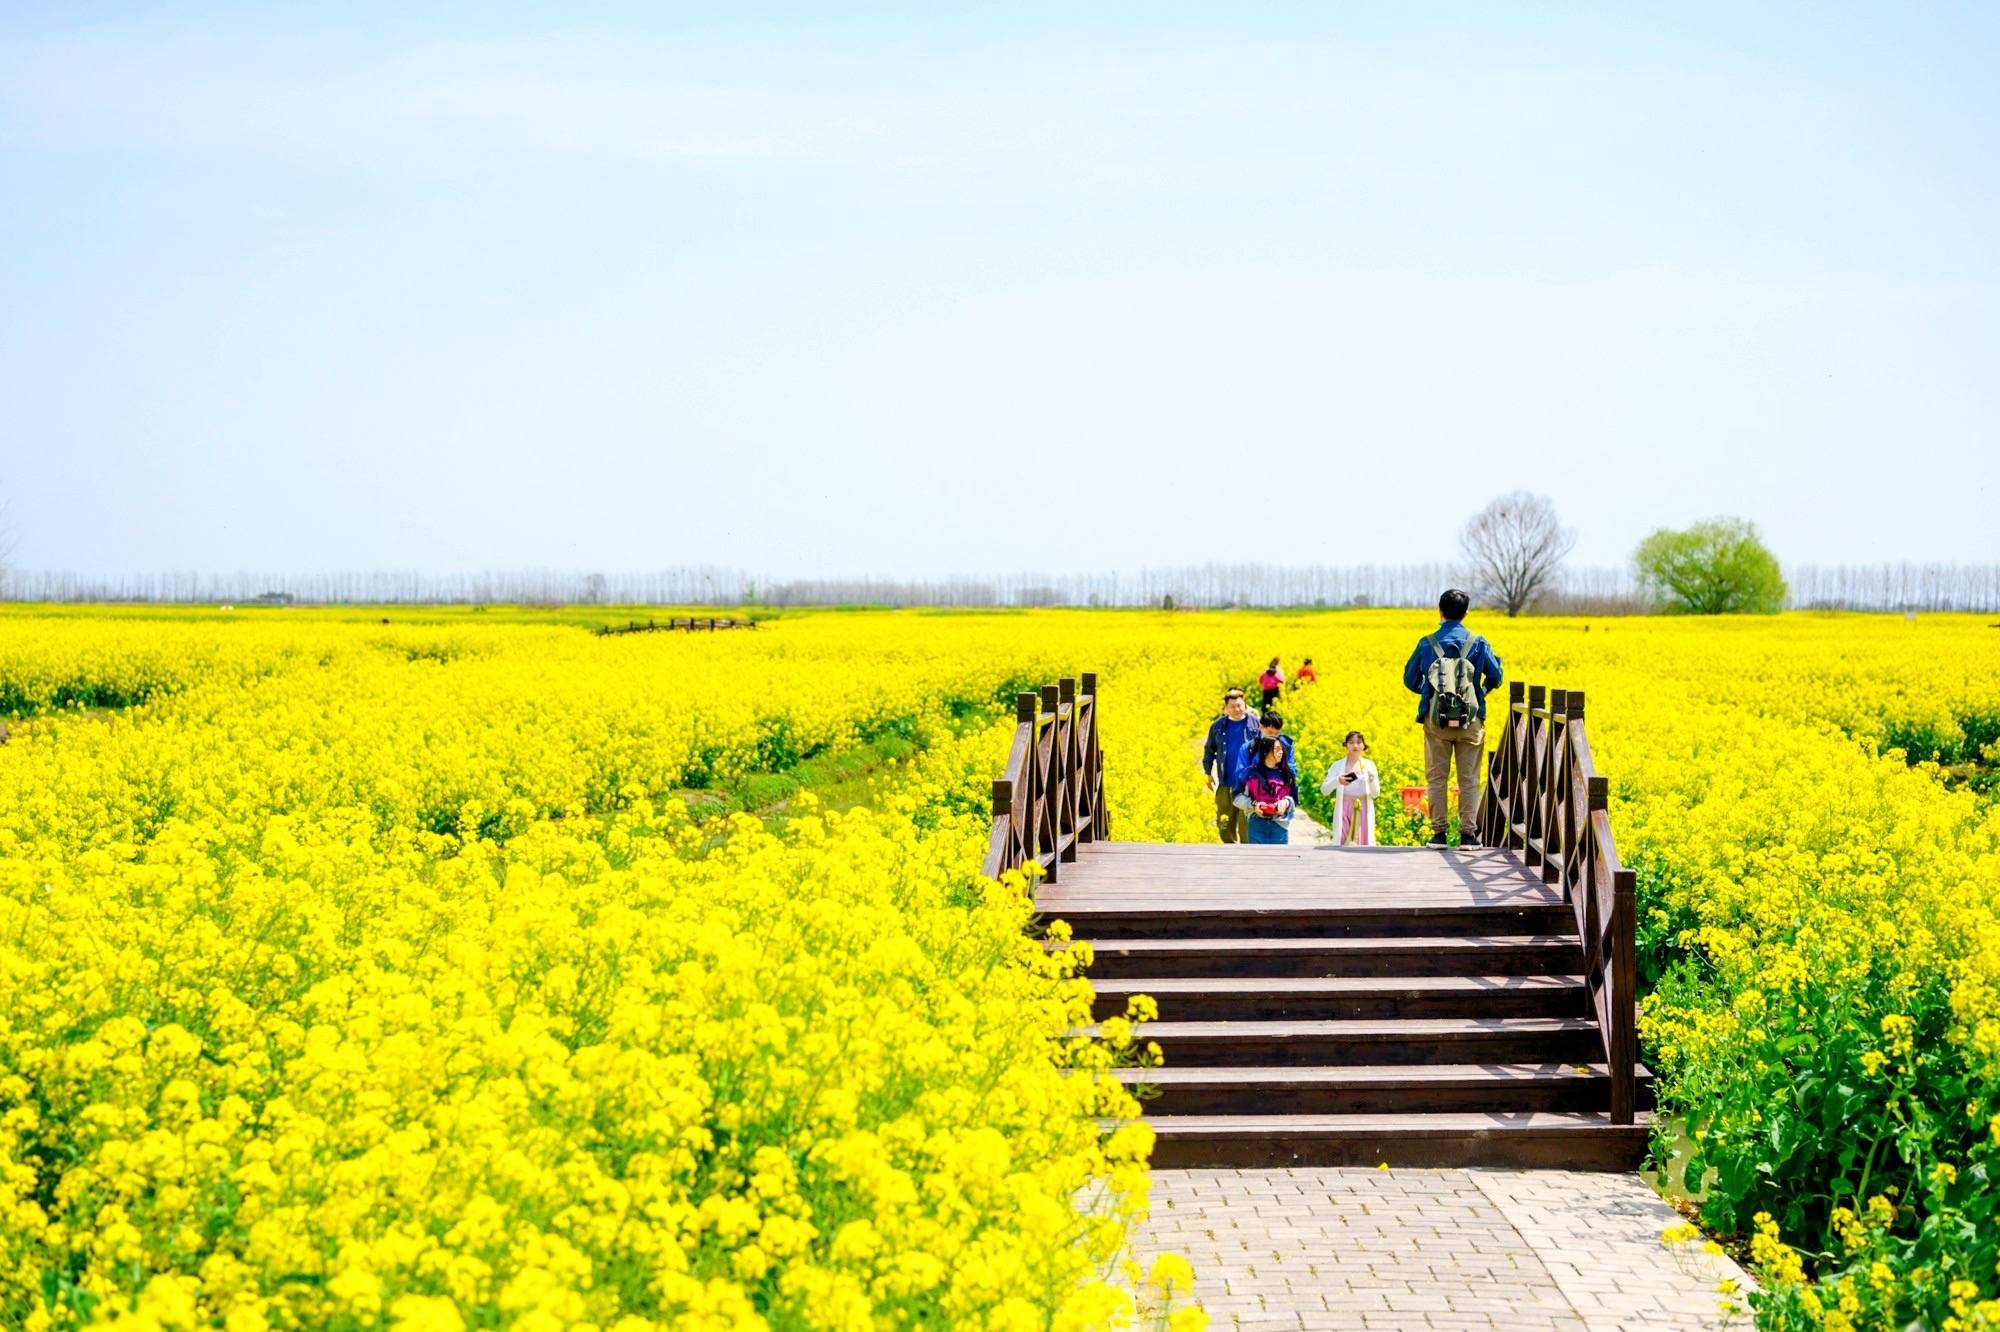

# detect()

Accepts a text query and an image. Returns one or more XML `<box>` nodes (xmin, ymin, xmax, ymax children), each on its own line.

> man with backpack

<box><xmin>1403</xmin><ymin>588</ymin><xmax>1505</xmax><ymax>848</ymax></box>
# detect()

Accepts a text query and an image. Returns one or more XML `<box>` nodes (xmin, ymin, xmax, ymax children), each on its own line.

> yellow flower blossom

<box><xmin>5</xmin><ymin>606</ymin><xmax>2000</xmax><ymax>1328</ymax></box>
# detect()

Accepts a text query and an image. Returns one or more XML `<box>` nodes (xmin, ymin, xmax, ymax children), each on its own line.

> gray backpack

<box><xmin>1425</xmin><ymin>635</ymin><xmax>1484</xmax><ymax>729</ymax></box>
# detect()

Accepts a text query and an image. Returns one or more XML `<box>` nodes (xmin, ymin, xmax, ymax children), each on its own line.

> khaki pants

<box><xmin>1423</xmin><ymin>716</ymin><xmax>1485</xmax><ymax>836</ymax></box>
<box><xmin>1214</xmin><ymin>784</ymin><xmax>1248</xmax><ymax>843</ymax></box>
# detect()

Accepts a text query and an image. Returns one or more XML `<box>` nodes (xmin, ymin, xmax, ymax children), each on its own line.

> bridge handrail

<box><xmin>983</xmin><ymin>673</ymin><xmax>1107</xmax><ymax>883</ymax></box>
<box><xmin>1478</xmin><ymin>681</ymin><xmax>1639</xmax><ymax>1124</ymax></box>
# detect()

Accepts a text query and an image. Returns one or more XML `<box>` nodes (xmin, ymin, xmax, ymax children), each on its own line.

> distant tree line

<box><xmin>7</xmin><ymin>561</ymin><xmax>1998</xmax><ymax>611</ymax></box>
<box><xmin>6</xmin><ymin>567</ymin><xmax>743</xmax><ymax>606</ymax></box>
<box><xmin>1786</xmin><ymin>562</ymin><xmax>2000</xmax><ymax>613</ymax></box>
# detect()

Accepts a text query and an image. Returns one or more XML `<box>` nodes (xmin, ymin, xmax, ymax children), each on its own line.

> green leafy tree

<box><xmin>1633</xmin><ymin>518</ymin><xmax>1788</xmax><ymax>614</ymax></box>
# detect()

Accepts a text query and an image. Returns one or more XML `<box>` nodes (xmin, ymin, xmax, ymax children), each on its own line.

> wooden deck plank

<box><xmin>1134</xmin><ymin>1110</ymin><xmax>1651</xmax><ymax>1132</ymax></box>
<box><xmin>1039</xmin><ymin>896</ymin><xmax>1565</xmax><ymax>911</ymax></box>
<box><xmin>1066</xmin><ymin>933</ymin><xmax>1586</xmax><ymax>978</ymax></box>
<box><xmin>1065</xmin><ymin>851</ymin><xmax>1531</xmax><ymax>869</ymax></box>
<box><xmin>1068</xmin><ymin>845</ymin><xmax>1519</xmax><ymax>865</ymax></box>
<box><xmin>1064</xmin><ymin>935</ymin><xmax>1579</xmax><ymax>953</ymax></box>
<box><xmin>1091</xmin><ymin>975</ymin><xmax>1585</xmax><ymax>995</ymax></box>
<box><xmin>1125</xmin><ymin>1017</ymin><xmax>1598</xmax><ymax>1038</ymax></box>
<box><xmin>1105</xmin><ymin>1061</ymin><xmax>1656</xmax><ymax>1118</ymax></box>
<box><xmin>1074</xmin><ymin>842</ymin><xmax>1486</xmax><ymax>857</ymax></box>
<box><xmin>1109</xmin><ymin>1062</ymin><xmax>1656</xmax><ymax>1085</ymax></box>
<box><xmin>1034</xmin><ymin>841</ymin><xmax>1564</xmax><ymax>915</ymax></box>
<box><xmin>1040</xmin><ymin>881</ymin><xmax>1562</xmax><ymax>897</ymax></box>
<box><xmin>1117</xmin><ymin>1063</ymin><xmax>1624</xmax><ymax>1083</ymax></box>
<box><xmin>1090</xmin><ymin>973</ymin><xmax>1589</xmax><ymax>1020</ymax></box>
<box><xmin>1138</xmin><ymin>1112</ymin><xmax>1653</xmax><ymax>1169</ymax></box>
<box><xmin>1063</xmin><ymin>843</ymin><xmax>1531</xmax><ymax>864</ymax></box>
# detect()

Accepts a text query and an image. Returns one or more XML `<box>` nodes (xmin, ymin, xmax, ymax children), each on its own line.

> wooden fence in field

<box><xmin>982</xmin><ymin>674</ymin><xmax>1107</xmax><ymax>882</ymax></box>
<box><xmin>1478</xmin><ymin>681</ymin><xmax>1639</xmax><ymax>1124</ymax></box>
<box><xmin>595</xmin><ymin>617</ymin><xmax>757</xmax><ymax>636</ymax></box>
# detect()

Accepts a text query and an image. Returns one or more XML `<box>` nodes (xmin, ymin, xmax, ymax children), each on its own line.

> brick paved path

<box><xmin>1130</xmin><ymin>1168</ymin><xmax>1752</xmax><ymax>1331</ymax></box>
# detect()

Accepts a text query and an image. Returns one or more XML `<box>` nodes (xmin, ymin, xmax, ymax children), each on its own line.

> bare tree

<box><xmin>1459</xmin><ymin>491</ymin><xmax>1576</xmax><ymax>616</ymax></box>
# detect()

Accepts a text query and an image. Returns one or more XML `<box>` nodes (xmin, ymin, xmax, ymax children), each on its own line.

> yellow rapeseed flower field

<box><xmin>3</xmin><ymin>607</ymin><xmax>1997</xmax><ymax>1330</ymax></box>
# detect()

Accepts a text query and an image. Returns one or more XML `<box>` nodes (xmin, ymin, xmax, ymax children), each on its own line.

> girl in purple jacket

<box><xmin>1234</xmin><ymin>736</ymin><xmax>1298</xmax><ymax>844</ymax></box>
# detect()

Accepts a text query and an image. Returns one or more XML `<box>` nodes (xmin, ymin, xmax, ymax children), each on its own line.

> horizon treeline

<box><xmin>5</xmin><ymin>561</ymin><xmax>2000</xmax><ymax>612</ymax></box>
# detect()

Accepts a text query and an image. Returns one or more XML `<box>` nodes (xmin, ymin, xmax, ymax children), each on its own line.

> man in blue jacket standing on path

<box><xmin>1404</xmin><ymin>588</ymin><xmax>1505</xmax><ymax>848</ymax></box>
<box><xmin>1202</xmin><ymin>687</ymin><xmax>1262</xmax><ymax>843</ymax></box>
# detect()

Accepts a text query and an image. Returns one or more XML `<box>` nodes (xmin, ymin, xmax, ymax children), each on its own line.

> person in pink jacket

<box><xmin>1258</xmin><ymin>658</ymin><xmax>1285</xmax><ymax>707</ymax></box>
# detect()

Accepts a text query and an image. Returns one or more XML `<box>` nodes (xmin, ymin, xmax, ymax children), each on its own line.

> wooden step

<box><xmin>1044</xmin><ymin>903</ymin><xmax>1575</xmax><ymax>940</ymax></box>
<box><xmin>1129</xmin><ymin>1017</ymin><xmax>1604</xmax><ymax>1066</ymax></box>
<box><xmin>1092</xmin><ymin>974</ymin><xmax>1588</xmax><ymax>1021</ymax></box>
<box><xmin>1111</xmin><ymin>1061</ymin><xmax>1655</xmax><ymax>1116</ymax></box>
<box><xmin>1062</xmin><ymin>934</ymin><xmax>1583</xmax><ymax>979</ymax></box>
<box><xmin>1134</xmin><ymin>1110</ymin><xmax>1652</xmax><ymax>1170</ymax></box>
<box><xmin>1042</xmin><ymin>843</ymin><xmax>1645</xmax><ymax>1170</ymax></box>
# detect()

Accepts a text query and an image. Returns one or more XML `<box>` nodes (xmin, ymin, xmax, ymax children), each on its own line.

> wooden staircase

<box><xmin>985</xmin><ymin>675</ymin><xmax>1650</xmax><ymax>1172</ymax></box>
<box><xmin>1047</xmin><ymin>843</ymin><xmax>1652</xmax><ymax>1169</ymax></box>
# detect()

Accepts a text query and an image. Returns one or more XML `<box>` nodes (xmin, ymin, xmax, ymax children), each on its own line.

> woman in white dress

<box><xmin>1320</xmin><ymin>729</ymin><xmax>1380</xmax><ymax>846</ymax></box>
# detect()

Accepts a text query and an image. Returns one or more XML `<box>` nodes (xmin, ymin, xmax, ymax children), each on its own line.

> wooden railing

<box><xmin>983</xmin><ymin>674</ymin><xmax>1107</xmax><ymax>883</ymax></box>
<box><xmin>1478</xmin><ymin>681</ymin><xmax>1639</xmax><ymax>1124</ymax></box>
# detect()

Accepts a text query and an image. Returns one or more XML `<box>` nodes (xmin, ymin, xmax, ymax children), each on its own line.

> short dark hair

<box><xmin>1343</xmin><ymin>729</ymin><xmax>1368</xmax><ymax>749</ymax></box>
<box><xmin>1439</xmin><ymin>588</ymin><xmax>1471</xmax><ymax>621</ymax></box>
<box><xmin>1223</xmin><ymin>687</ymin><xmax>1245</xmax><ymax>700</ymax></box>
<box><xmin>1260</xmin><ymin>710</ymin><xmax>1284</xmax><ymax>731</ymax></box>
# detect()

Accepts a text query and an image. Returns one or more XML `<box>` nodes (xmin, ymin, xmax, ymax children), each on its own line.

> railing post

<box><xmin>1565</xmin><ymin>691</ymin><xmax>1588</xmax><ymax>897</ymax></box>
<box><xmin>1017</xmin><ymin>692</ymin><xmax>1041</xmax><ymax>875</ymax></box>
<box><xmin>1480</xmin><ymin>682</ymin><xmax>1509</xmax><ymax>847</ymax></box>
<box><xmin>1079</xmin><ymin>672</ymin><xmax>1104</xmax><ymax>843</ymax></box>
<box><xmin>1058</xmin><ymin>677</ymin><xmax>1080</xmax><ymax>861</ymax></box>
<box><xmin>988</xmin><ymin>778</ymin><xmax>1014</xmax><ymax>877</ymax></box>
<box><xmin>1480</xmin><ymin>747</ymin><xmax>1498</xmax><ymax>845</ymax></box>
<box><xmin>1543</xmin><ymin>689</ymin><xmax>1568</xmax><ymax>884</ymax></box>
<box><xmin>1522</xmin><ymin>685</ymin><xmax>1546</xmax><ymax>866</ymax></box>
<box><xmin>1583</xmin><ymin>776</ymin><xmax>1607</xmax><ymax>970</ymax></box>
<box><xmin>1610</xmin><ymin>868</ymin><xmax>1638</xmax><ymax>1124</ymax></box>
<box><xmin>1503</xmin><ymin>682</ymin><xmax>1526</xmax><ymax>849</ymax></box>
<box><xmin>1038</xmin><ymin>685</ymin><xmax>1061</xmax><ymax>881</ymax></box>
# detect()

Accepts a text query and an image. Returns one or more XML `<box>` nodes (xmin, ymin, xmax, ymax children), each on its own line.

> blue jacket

<box><xmin>1202</xmin><ymin>713</ymin><xmax>1261</xmax><ymax>788</ymax></box>
<box><xmin>1237</xmin><ymin>733</ymin><xmax>1298</xmax><ymax>787</ymax></box>
<box><xmin>1403</xmin><ymin>621</ymin><xmax>1505</xmax><ymax>722</ymax></box>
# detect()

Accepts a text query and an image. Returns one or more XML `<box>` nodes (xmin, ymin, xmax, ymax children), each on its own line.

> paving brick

<box><xmin>1120</xmin><ymin>1167</ymin><xmax>1755</xmax><ymax>1330</ymax></box>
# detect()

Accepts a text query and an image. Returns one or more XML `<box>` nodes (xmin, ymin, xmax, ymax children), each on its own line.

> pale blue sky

<box><xmin>3</xmin><ymin>3</ymin><xmax>1995</xmax><ymax>578</ymax></box>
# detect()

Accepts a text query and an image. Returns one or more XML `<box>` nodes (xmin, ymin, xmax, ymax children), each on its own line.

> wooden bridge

<box><xmin>985</xmin><ymin>674</ymin><xmax>1650</xmax><ymax>1170</ymax></box>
